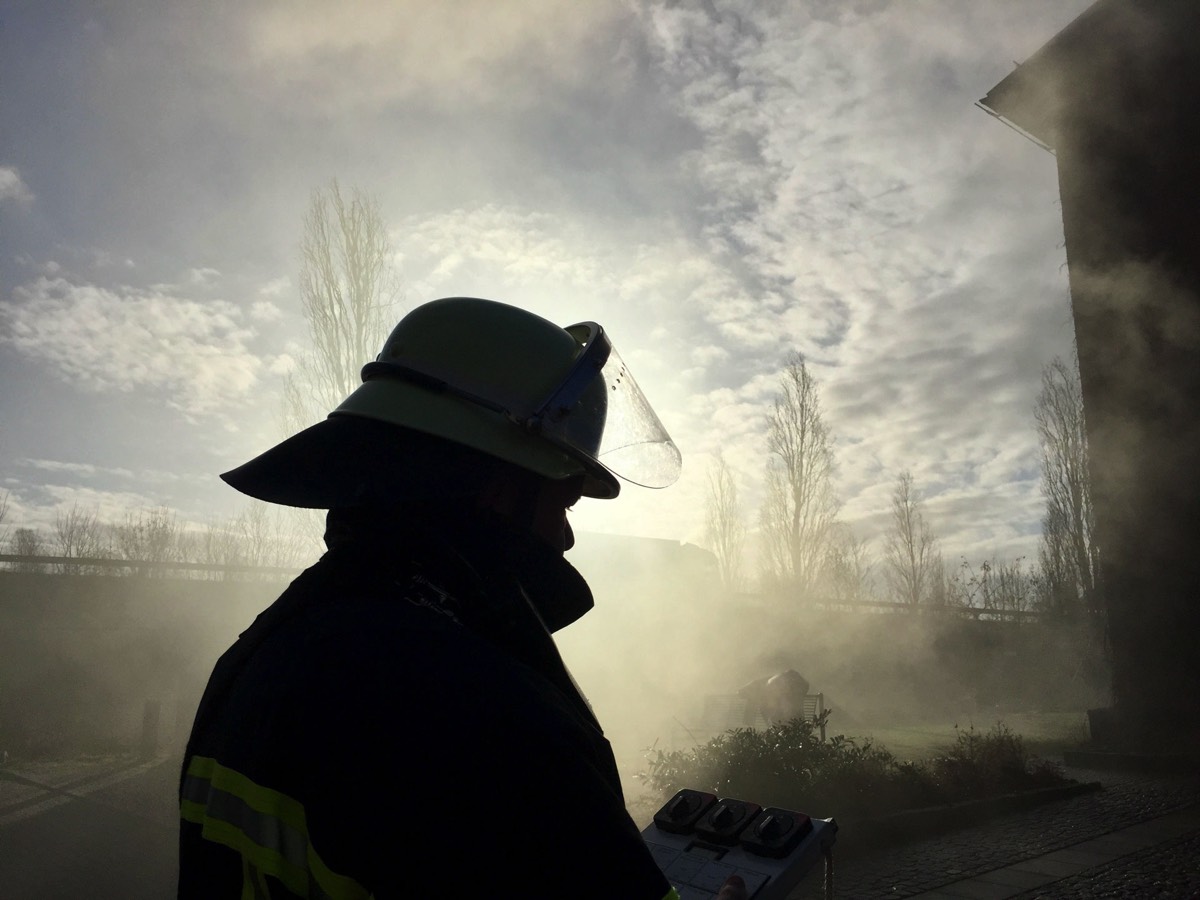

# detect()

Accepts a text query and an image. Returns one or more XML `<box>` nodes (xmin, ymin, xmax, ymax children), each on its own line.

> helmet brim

<box><xmin>221</xmin><ymin>415</ymin><xmax>616</xmax><ymax>509</ymax></box>
<box><xmin>225</xmin><ymin>415</ymin><xmax>489</xmax><ymax>508</ymax></box>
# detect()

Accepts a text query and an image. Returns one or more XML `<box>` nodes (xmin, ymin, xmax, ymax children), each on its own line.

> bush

<box><xmin>927</xmin><ymin>723</ymin><xmax>1063</xmax><ymax>801</ymax></box>
<box><xmin>643</xmin><ymin>718</ymin><xmax>1065</xmax><ymax>820</ymax></box>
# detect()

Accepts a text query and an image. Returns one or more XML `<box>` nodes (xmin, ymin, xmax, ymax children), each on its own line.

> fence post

<box><xmin>140</xmin><ymin>699</ymin><xmax>160</xmax><ymax>760</ymax></box>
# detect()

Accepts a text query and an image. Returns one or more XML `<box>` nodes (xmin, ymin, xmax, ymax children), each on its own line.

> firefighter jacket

<box><xmin>178</xmin><ymin>513</ymin><xmax>674</xmax><ymax>899</ymax></box>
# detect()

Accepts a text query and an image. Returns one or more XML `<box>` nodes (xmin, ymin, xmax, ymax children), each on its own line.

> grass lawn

<box><xmin>861</xmin><ymin>710</ymin><xmax>1091</xmax><ymax>763</ymax></box>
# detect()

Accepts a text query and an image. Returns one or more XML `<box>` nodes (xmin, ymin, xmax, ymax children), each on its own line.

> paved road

<box><xmin>0</xmin><ymin>755</ymin><xmax>179</xmax><ymax>899</ymax></box>
<box><xmin>1</xmin><ymin>755</ymin><xmax>1197</xmax><ymax>899</ymax></box>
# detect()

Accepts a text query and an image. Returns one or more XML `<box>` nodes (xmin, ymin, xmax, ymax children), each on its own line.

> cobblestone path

<box><xmin>790</xmin><ymin>765</ymin><xmax>1200</xmax><ymax>899</ymax></box>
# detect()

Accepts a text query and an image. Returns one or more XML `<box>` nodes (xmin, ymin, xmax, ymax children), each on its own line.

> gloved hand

<box><xmin>717</xmin><ymin>874</ymin><xmax>748</xmax><ymax>900</ymax></box>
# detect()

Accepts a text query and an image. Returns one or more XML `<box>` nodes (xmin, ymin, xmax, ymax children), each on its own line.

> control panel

<box><xmin>642</xmin><ymin>789</ymin><xmax>836</xmax><ymax>900</ymax></box>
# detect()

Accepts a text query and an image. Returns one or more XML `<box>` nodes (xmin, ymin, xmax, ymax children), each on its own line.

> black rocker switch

<box><xmin>652</xmin><ymin>789</ymin><xmax>718</xmax><ymax>835</ymax></box>
<box><xmin>740</xmin><ymin>808</ymin><xmax>813</xmax><ymax>858</ymax></box>
<box><xmin>694</xmin><ymin>798</ymin><xmax>762</xmax><ymax>844</ymax></box>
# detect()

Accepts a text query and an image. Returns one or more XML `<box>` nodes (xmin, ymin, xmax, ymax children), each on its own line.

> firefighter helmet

<box><xmin>221</xmin><ymin>297</ymin><xmax>680</xmax><ymax>507</ymax></box>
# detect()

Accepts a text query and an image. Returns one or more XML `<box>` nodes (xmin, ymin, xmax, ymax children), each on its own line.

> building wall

<box><xmin>1050</xmin><ymin>7</ymin><xmax>1200</xmax><ymax>743</ymax></box>
<box><xmin>982</xmin><ymin>0</ymin><xmax>1200</xmax><ymax>747</ymax></box>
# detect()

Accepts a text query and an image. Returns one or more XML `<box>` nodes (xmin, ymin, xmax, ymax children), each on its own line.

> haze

<box><xmin>2</xmin><ymin>7</ymin><xmax>1124</xmax><ymax>891</ymax></box>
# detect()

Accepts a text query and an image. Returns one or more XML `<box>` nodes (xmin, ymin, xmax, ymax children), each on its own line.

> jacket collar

<box><xmin>324</xmin><ymin>507</ymin><xmax>595</xmax><ymax>633</ymax></box>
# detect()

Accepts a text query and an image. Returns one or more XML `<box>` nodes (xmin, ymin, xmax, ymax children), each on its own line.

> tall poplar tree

<box><xmin>758</xmin><ymin>352</ymin><xmax>840</xmax><ymax>597</ymax></box>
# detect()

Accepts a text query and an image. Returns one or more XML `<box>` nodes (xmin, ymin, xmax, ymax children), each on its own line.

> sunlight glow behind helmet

<box><xmin>335</xmin><ymin>297</ymin><xmax>681</xmax><ymax>499</ymax></box>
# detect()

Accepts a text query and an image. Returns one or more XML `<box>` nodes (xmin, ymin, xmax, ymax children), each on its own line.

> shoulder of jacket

<box><xmin>312</xmin><ymin>546</ymin><xmax>482</xmax><ymax>627</ymax></box>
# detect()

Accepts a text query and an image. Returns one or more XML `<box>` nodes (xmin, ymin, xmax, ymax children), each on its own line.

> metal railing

<box><xmin>0</xmin><ymin>553</ymin><xmax>303</xmax><ymax>580</ymax></box>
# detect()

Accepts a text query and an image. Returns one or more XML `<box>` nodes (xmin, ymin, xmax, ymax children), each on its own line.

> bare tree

<box><xmin>927</xmin><ymin>553</ymin><xmax>952</xmax><ymax>607</ymax></box>
<box><xmin>234</xmin><ymin>503</ymin><xmax>309</xmax><ymax>571</ymax></box>
<box><xmin>883</xmin><ymin>470</ymin><xmax>939</xmax><ymax>607</ymax></box>
<box><xmin>276</xmin><ymin>181</ymin><xmax>402</xmax><ymax>550</ymax></box>
<box><xmin>54</xmin><ymin>503</ymin><xmax>109</xmax><ymax>573</ymax></box>
<box><xmin>758</xmin><ymin>465</ymin><xmax>791</xmax><ymax>591</ymax></box>
<box><xmin>704</xmin><ymin>450</ymin><xmax>746</xmax><ymax>593</ymax></box>
<box><xmin>183</xmin><ymin>504</ymin><xmax>308</xmax><ymax>579</ymax></box>
<box><xmin>989</xmin><ymin>557</ymin><xmax>1037</xmax><ymax>616</ymax></box>
<box><xmin>281</xmin><ymin>180</ymin><xmax>401</xmax><ymax>435</ymax></box>
<box><xmin>204</xmin><ymin>522</ymin><xmax>244</xmax><ymax>570</ymax></box>
<box><xmin>9</xmin><ymin>527</ymin><xmax>46</xmax><ymax>571</ymax></box>
<box><xmin>111</xmin><ymin>507</ymin><xmax>179</xmax><ymax>575</ymax></box>
<box><xmin>953</xmin><ymin>556</ymin><xmax>1036</xmax><ymax>618</ymax></box>
<box><xmin>758</xmin><ymin>353</ymin><xmax>840</xmax><ymax>597</ymax></box>
<box><xmin>0</xmin><ymin>490</ymin><xmax>10</xmax><ymax>548</ymax></box>
<box><xmin>182</xmin><ymin>519</ymin><xmax>246</xmax><ymax>579</ymax></box>
<box><xmin>824</xmin><ymin>522</ymin><xmax>875</xmax><ymax>604</ymax></box>
<box><xmin>1035</xmin><ymin>353</ymin><xmax>1099</xmax><ymax>616</ymax></box>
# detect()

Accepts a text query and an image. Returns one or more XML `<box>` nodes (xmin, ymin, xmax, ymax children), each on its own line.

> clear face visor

<box><xmin>530</xmin><ymin>323</ymin><xmax>681</xmax><ymax>490</ymax></box>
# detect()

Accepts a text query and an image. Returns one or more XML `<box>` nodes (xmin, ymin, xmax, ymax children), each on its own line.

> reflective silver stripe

<box><xmin>201</xmin><ymin>780</ymin><xmax>311</xmax><ymax>886</ymax></box>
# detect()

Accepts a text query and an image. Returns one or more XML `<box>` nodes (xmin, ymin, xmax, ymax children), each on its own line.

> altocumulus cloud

<box><xmin>0</xmin><ymin>277</ymin><xmax>266</xmax><ymax>417</ymax></box>
<box><xmin>18</xmin><ymin>459</ymin><xmax>136</xmax><ymax>480</ymax></box>
<box><xmin>237</xmin><ymin>0</ymin><xmax>621</xmax><ymax>114</ymax></box>
<box><xmin>602</xmin><ymin>0</ymin><xmax>1084</xmax><ymax>561</ymax></box>
<box><xmin>0</xmin><ymin>165</ymin><xmax>34</xmax><ymax>207</ymax></box>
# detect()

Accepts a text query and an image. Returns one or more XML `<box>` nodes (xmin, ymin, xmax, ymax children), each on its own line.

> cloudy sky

<box><xmin>0</xmin><ymin>0</ymin><xmax>1094</xmax><ymax>572</ymax></box>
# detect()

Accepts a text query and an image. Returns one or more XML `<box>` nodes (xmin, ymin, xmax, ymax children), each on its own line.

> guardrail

<box><xmin>0</xmin><ymin>553</ymin><xmax>303</xmax><ymax>579</ymax></box>
<box><xmin>0</xmin><ymin>555</ymin><xmax>1060</xmax><ymax>619</ymax></box>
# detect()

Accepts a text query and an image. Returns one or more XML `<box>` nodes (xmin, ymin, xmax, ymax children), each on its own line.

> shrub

<box><xmin>643</xmin><ymin>718</ymin><xmax>1065</xmax><ymax>819</ymax></box>
<box><xmin>927</xmin><ymin>723</ymin><xmax>1063</xmax><ymax>801</ymax></box>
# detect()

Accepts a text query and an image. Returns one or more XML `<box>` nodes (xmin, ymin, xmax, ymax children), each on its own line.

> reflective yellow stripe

<box><xmin>662</xmin><ymin>889</ymin><xmax>682</xmax><ymax>900</ymax></box>
<box><xmin>181</xmin><ymin>755</ymin><xmax>370</xmax><ymax>900</ymax></box>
